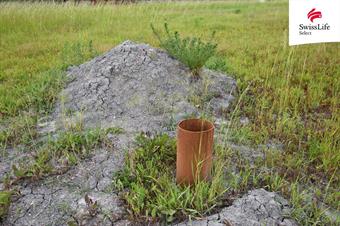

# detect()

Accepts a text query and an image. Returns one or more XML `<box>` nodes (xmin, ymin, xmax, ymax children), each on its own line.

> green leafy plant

<box><xmin>151</xmin><ymin>23</ymin><xmax>217</xmax><ymax>76</ymax></box>
<box><xmin>113</xmin><ymin>134</ymin><xmax>225</xmax><ymax>223</ymax></box>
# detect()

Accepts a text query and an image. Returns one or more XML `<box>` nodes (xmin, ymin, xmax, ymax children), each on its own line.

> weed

<box><xmin>289</xmin><ymin>182</ymin><xmax>334</xmax><ymax>225</ymax></box>
<box><xmin>0</xmin><ymin>114</ymin><xmax>37</xmax><ymax>147</ymax></box>
<box><xmin>84</xmin><ymin>194</ymin><xmax>99</xmax><ymax>217</ymax></box>
<box><xmin>205</xmin><ymin>56</ymin><xmax>227</xmax><ymax>72</ymax></box>
<box><xmin>8</xmin><ymin>127</ymin><xmax>120</xmax><ymax>183</ymax></box>
<box><xmin>151</xmin><ymin>23</ymin><xmax>217</xmax><ymax>76</ymax></box>
<box><xmin>227</xmin><ymin>123</ymin><xmax>256</xmax><ymax>145</ymax></box>
<box><xmin>67</xmin><ymin>220</ymin><xmax>78</xmax><ymax>226</ymax></box>
<box><xmin>114</xmin><ymin>134</ymin><xmax>225</xmax><ymax>223</ymax></box>
<box><xmin>222</xmin><ymin>142</ymin><xmax>337</xmax><ymax>225</ymax></box>
<box><xmin>1</xmin><ymin>174</ymin><xmax>11</xmax><ymax>191</ymax></box>
<box><xmin>60</xmin><ymin>40</ymin><xmax>98</xmax><ymax>70</ymax></box>
<box><xmin>187</xmin><ymin>76</ymin><xmax>215</xmax><ymax>111</ymax></box>
<box><xmin>0</xmin><ymin>191</ymin><xmax>11</xmax><ymax>220</ymax></box>
<box><xmin>105</xmin><ymin>127</ymin><xmax>124</xmax><ymax>135</ymax></box>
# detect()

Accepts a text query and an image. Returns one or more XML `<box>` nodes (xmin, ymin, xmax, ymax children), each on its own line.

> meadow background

<box><xmin>0</xmin><ymin>0</ymin><xmax>339</xmax><ymax>224</ymax></box>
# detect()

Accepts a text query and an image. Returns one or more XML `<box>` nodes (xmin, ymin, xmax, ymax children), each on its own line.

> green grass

<box><xmin>0</xmin><ymin>40</ymin><xmax>97</xmax><ymax>147</ymax></box>
<box><xmin>5</xmin><ymin>127</ymin><xmax>121</xmax><ymax>184</ymax></box>
<box><xmin>0</xmin><ymin>1</ymin><xmax>339</xmax><ymax>224</ymax></box>
<box><xmin>114</xmin><ymin>134</ymin><xmax>225</xmax><ymax>223</ymax></box>
<box><xmin>0</xmin><ymin>191</ymin><xmax>11</xmax><ymax>220</ymax></box>
<box><xmin>8</xmin><ymin>128</ymin><xmax>104</xmax><ymax>182</ymax></box>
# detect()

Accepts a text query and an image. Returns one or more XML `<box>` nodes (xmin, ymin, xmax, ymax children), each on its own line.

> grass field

<box><xmin>0</xmin><ymin>1</ymin><xmax>339</xmax><ymax>224</ymax></box>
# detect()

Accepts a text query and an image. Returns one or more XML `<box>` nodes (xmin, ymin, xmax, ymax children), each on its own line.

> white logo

<box><xmin>289</xmin><ymin>0</ymin><xmax>340</xmax><ymax>45</ymax></box>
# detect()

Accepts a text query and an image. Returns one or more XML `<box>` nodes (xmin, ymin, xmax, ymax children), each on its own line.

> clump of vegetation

<box><xmin>205</xmin><ymin>56</ymin><xmax>228</xmax><ymax>72</ymax></box>
<box><xmin>60</xmin><ymin>40</ymin><xmax>98</xmax><ymax>70</ymax></box>
<box><xmin>215</xmin><ymin>140</ymin><xmax>336</xmax><ymax>225</ymax></box>
<box><xmin>113</xmin><ymin>134</ymin><xmax>225</xmax><ymax>223</ymax></box>
<box><xmin>7</xmin><ymin>127</ymin><xmax>121</xmax><ymax>183</ymax></box>
<box><xmin>0</xmin><ymin>113</ymin><xmax>37</xmax><ymax>147</ymax></box>
<box><xmin>0</xmin><ymin>40</ymin><xmax>97</xmax><ymax>119</ymax></box>
<box><xmin>151</xmin><ymin>23</ymin><xmax>217</xmax><ymax>76</ymax></box>
<box><xmin>0</xmin><ymin>40</ymin><xmax>98</xmax><ymax>149</ymax></box>
<box><xmin>0</xmin><ymin>191</ymin><xmax>11</xmax><ymax>220</ymax></box>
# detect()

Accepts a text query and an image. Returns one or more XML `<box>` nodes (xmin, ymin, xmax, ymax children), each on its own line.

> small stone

<box><xmin>240</xmin><ymin>116</ymin><xmax>249</xmax><ymax>125</ymax></box>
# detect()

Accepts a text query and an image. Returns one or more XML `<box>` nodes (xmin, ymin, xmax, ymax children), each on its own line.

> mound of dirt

<box><xmin>1</xmin><ymin>41</ymin><xmax>297</xmax><ymax>226</ymax></box>
<box><xmin>51</xmin><ymin>40</ymin><xmax>236</xmax><ymax>133</ymax></box>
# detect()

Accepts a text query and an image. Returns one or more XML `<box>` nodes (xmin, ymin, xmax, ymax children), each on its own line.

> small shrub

<box><xmin>113</xmin><ymin>134</ymin><xmax>225</xmax><ymax>223</ymax></box>
<box><xmin>151</xmin><ymin>23</ymin><xmax>217</xmax><ymax>76</ymax></box>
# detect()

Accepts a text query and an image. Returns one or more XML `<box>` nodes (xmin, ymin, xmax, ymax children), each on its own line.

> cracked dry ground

<box><xmin>2</xmin><ymin>142</ymin><xmax>129</xmax><ymax>225</ymax></box>
<box><xmin>1</xmin><ymin>41</ymin><xmax>297</xmax><ymax>226</ymax></box>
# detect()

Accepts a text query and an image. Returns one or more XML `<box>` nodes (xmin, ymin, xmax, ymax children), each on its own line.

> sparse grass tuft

<box><xmin>60</xmin><ymin>40</ymin><xmax>98</xmax><ymax>70</ymax></box>
<box><xmin>221</xmin><ymin>146</ymin><xmax>337</xmax><ymax>225</ymax></box>
<box><xmin>114</xmin><ymin>134</ymin><xmax>226</xmax><ymax>223</ymax></box>
<box><xmin>0</xmin><ymin>191</ymin><xmax>11</xmax><ymax>220</ymax></box>
<box><xmin>0</xmin><ymin>113</ymin><xmax>37</xmax><ymax>147</ymax></box>
<box><xmin>7</xmin><ymin>127</ymin><xmax>121</xmax><ymax>183</ymax></box>
<box><xmin>289</xmin><ymin>182</ymin><xmax>334</xmax><ymax>225</ymax></box>
<box><xmin>151</xmin><ymin>23</ymin><xmax>217</xmax><ymax>76</ymax></box>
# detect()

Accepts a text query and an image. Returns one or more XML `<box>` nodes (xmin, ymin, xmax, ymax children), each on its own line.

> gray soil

<box><xmin>176</xmin><ymin>189</ymin><xmax>297</xmax><ymax>226</ymax></box>
<box><xmin>1</xmin><ymin>41</ymin><xmax>297</xmax><ymax>225</ymax></box>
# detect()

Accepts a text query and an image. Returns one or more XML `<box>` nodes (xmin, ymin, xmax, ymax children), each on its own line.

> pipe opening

<box><xmin>178</xmin><ymin>118</ymin><xmax>214</xmax><ymax>133</ymax></box>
